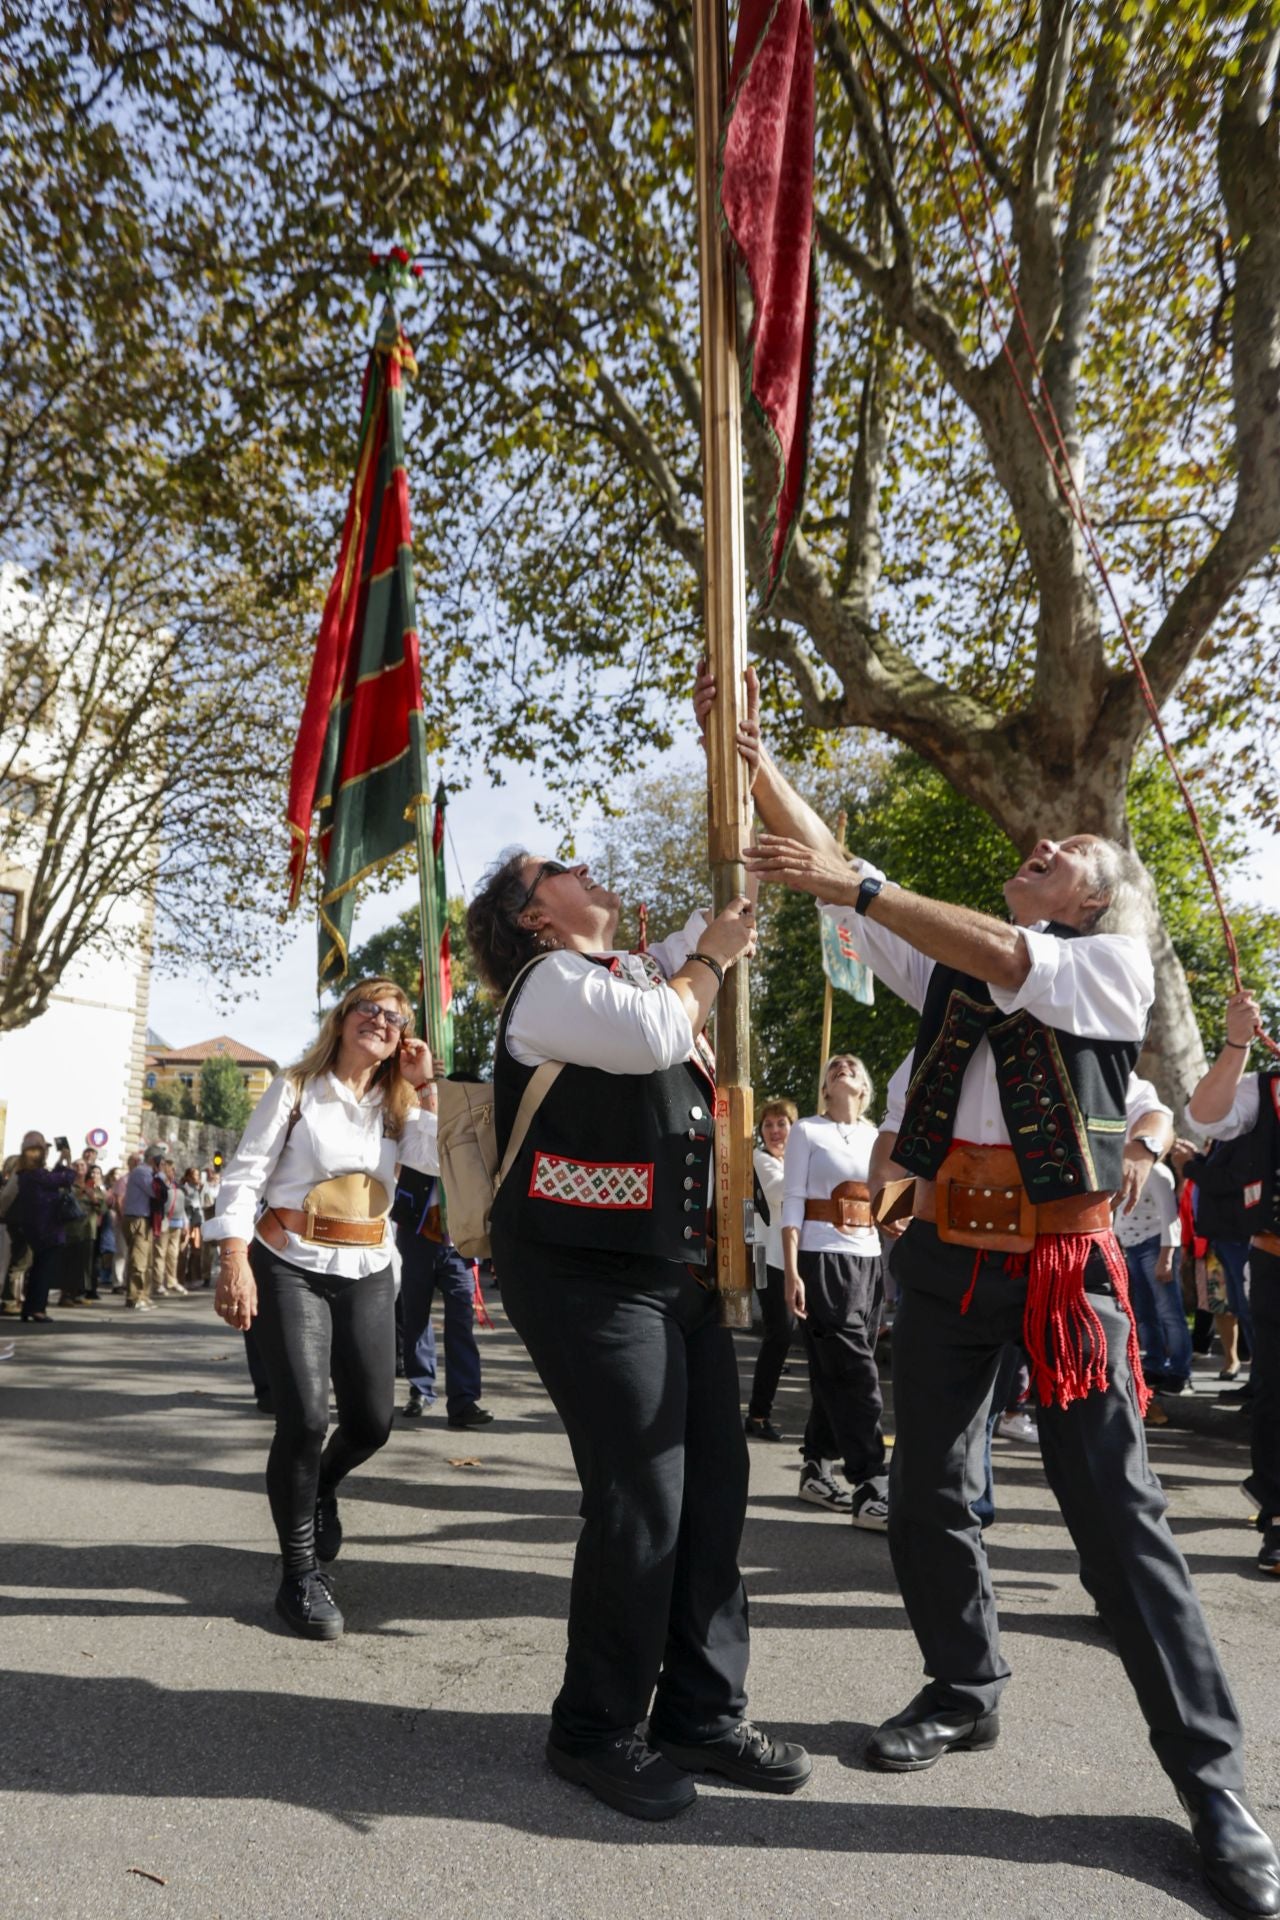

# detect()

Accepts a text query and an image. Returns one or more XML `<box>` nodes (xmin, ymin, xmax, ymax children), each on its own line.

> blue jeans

<box><xmin>1214</xmin><ymin>1241</ymin><xmax>1254</xmax><ymax>1359</ymax></box>
<box><xmin>1126</xmin><ymin>1238</ymin><xmax>1192</xmax><ymax>1385</ymax></box>
<box><xmin>397</xmin><ymin>1227</ymin><xmax>482</xmax><ymax>1414</ymax></box>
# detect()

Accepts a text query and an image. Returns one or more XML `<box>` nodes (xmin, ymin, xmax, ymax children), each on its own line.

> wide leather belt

<box><xmin>264</xmin><ymin>1206</ymin><xmax>387</xmax><ymax>1249</ymax></box>
<box><xmin>1251</xmin><ymin>1231</ymin><xmax>1280</xmax><ymax>1258</ymax></box>
<box><xmin>912</xmin><ymin>1146</ymin><xmax>1110</xmax><ymax>1253</ymax></box>
<box><xmin>804</xmin><ymin>1181</ymin><xmax>872</xmax><ymax>1231</ymax></box>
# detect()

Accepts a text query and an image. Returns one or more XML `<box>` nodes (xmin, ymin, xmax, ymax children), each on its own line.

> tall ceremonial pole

<box><xmin>693</xmin><ymin>0</ymin><xmax>755</xmax><ymax>1329</ymax></box>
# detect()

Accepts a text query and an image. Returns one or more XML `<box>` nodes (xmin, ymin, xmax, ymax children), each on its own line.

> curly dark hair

<box><xmin>466</xmin><ymin>848</ymin><xmax>542</xmax><ymax>996</ymax></box>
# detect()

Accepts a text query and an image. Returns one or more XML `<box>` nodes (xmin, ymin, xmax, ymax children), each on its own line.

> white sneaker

<box><xmin>798</xmin><ymin>1465</ymin><xmax>853</xmax><ymax>1512</ymax></box>
<box><xmin>998</xmin><ymin>1411</ymin><xmax>1039</xmax><ymax>1444</ymax></box>
<box><xmin>850</xmin><ymin>1477</ymin><xmax>889</xmax><ymax>1530</ymax></box>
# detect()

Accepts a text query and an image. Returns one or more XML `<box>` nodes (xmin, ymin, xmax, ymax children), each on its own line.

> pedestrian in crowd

<box><xmin>95</xmin><ymin>1169</ymin><xmax>118</xmax><ymax>1298</ymax></box>
<box><xmin>207</xmin><ymin>978</ymin><xmax>437</xmax><ymax>1642</ymax></box>
<box><xmin>782</xmin><ymin>1056</ymin><xmax>889</xmax><ymax>1530</ymax></box>
<box><xmin>180</xmin><ymin>1167</ymin><xmax>204</xmax><ymax>1289</ymax></box>
<box><xmin>467</xmin><ymin>849</ymin><xmax>810</xmax><ymax>1823</ymax></box>
<box><xmin>107</xmin><ymin>1161</ymin><xmax>132</xmax><ymax>1292</ymax></box>
<box><xmin>58</xmin><ymin>1161</ymin><xmax>95</xmax><ymax>1306</ymax></box>
<box><xmin>121</xmin><ymin>1146</ymin><xmax>165</xmax><ymax>1311</ymax></box>
<box><xmin>713</xmin><ymin>663</ymin><xmax>1278</xmax><ymax>1920</ymax></box>
<box><xmin>1114</xmin><ymin>1146</ymin><xmax>1191</xmax><ymax>1394</ymax></box>
<box><xmin>14</xmin><ymin>1133</ymin><xmax>76</xmax><ymax>1324</ymax></box>
<box><xmin>743</xmin><ymin>1096</ymin><xmax>797</xmax><ymax>1442</ymax></box>
<box><xmin>199</xmin><ymin>1166</ymin><xmax>221</xmax><ymax>1287</ymax></box>
<box><xmin>1189</xmin><ymin>990</ymin><xmax>1280</xmax><ymax>1578</ymax></box>
<box><xmin>0</xmin><ymin>1151</ymin><xmax>25</xmax><ymax>1315</ymax></box>
<box><xmin>394</xmin><ymin>1119</ymin><xmax>494</xmax><ymax>1431</ymax></box>
<box><xmin>154</xmin><ymin>1160</ymin><xmax>186</xmax><ymax>1297</ymax></box>
<box><xmin>79</xmin><ymin>1165</ymin><xmax>109</xmax><ymax>1302</ymax></box>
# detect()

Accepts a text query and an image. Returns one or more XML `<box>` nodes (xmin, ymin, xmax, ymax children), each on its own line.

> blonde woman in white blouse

<box><xmin>782</xmin><ymin>1053</ymin><xmax>888</xmax><ymax>1529</ymax></box>
<box><xmin>208</xmin><ymin>976</ymin><xmax>435</xmax><ymax>1641</ymax></box>
<box><xmin>745</xmin><ymin>1098</ymin><xmax>798</xmax><ymax>1441</ymax></box>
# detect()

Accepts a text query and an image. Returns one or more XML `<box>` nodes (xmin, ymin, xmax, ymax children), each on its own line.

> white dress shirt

<box><xmin>206</xmin><ymin>1072</ymin><xmax>439</xmax><ymax>1278</ymax></box>
<box><xmin>1204</xmin><ymin>1073</ymin><xmax>1263</xmax><ymax>1141</ymax></box>
<box><xmin>781</xmin><ymin>1114</ymin><xmax>881</xmax><ymax>1256</ymax></box>
<box><xmin>824</xmin><ymin>865</ymin><xmax>1154</xmax><ymax>1149</ymax></box>
<box><xmin>505</xmin><ymin>912</ymin><xmax>706</xmax><ymax>1072</ymax></box>
<box><xmin>753</xmin><ymin>1147</ymin><xmax>787</xmax><ymax>1269</ymax></box>
<box><xmin>881</xmin><ymin>1056</ymin><xmax>1171</xmax><ymax>1141</ymax></box>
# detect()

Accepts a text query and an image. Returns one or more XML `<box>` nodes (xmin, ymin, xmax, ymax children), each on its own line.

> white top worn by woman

<box><xmin>206</xmin><ymin>1072</ymin><xmax>439</xmax><ymax>1279</ymax></box>
<box><xmin>782</xmin><ymin>1115</ymin><xmax>881</xmax><ymax>1258</ymax></box>
<box><xmin>753</xmin><ymin>1147</ymin><xmax>787</xmax><ymax>1270</ymax></box>
<box><xmin>505</xmin><ymin>913</ymin><xmax>707</xmax><ymax>1072</ymax></box>
<box><xmin>1112</xmin><ymin>1161</ymin><xmax>1179</xmax><ymax>1251</ymax></box>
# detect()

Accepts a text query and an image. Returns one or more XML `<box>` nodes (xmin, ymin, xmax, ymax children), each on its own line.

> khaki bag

<box><xmin>435</xmin><ymin>955</ymin><xmax>562</xmax><ymax>1260</ymax></box>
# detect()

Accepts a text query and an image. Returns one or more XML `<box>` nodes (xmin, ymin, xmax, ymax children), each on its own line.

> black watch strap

<box><xmin>854</xmin><ymin>875</ymin><xmax>884</xmax><ymax>918</ymax></box>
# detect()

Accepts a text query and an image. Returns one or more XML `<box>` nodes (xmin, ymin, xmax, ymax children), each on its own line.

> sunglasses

<box><xmin>350</xmin><ymin>999</ymin><xmax>411</xmax><ymax>1032</ymax></box>
<box><xmin>519</xmin><ymin>859</ymin><xmax>570</xmax><ymax>911</ymax></box>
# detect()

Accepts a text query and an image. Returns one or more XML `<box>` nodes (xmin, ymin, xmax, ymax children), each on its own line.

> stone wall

<box><xmin>139</xmin><ymin>1114</ymin><xmax>241</xmax><ymax>1167</ymax></box>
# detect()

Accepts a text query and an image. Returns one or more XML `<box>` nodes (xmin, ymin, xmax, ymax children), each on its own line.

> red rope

<box><xmin>898</xmin><ymin>0</ymin><xmax>1279</xmax><ymax>1058</ymax></box>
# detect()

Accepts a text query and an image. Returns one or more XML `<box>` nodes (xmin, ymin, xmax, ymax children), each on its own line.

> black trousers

<box><xmin>798</xmin><ymin>1248</ymin><xmax>886</xmax><ymax>1483</ymax></box>
<box><xmin>493</xmin><ymin>1228</ymin><xmax>750</xmax><ymax>1754</ymax></box>
<box><xmin>747</xmin><ymin>1262</ymin><xmax>795</xmax><ymax>1419</ymax></box>
<box><xmin>888</xmin><ymin>1223</ymin><xmax>1244</xmax><ymax>1794</ymax></box>
<box><xmin>1250</xmin><ymin>1246</ymin><xmax>1280</xmax><ymax>1516</ymax></box>
<box><xmin>249</xmin><ymin>1244</ymin><xmax>396</xmax><ymax>1576</ymax></box>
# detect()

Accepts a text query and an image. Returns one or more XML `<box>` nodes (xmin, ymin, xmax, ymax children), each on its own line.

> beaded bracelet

<box><xmin>688</xmin><ymin>951</ymin><xmax>725</xmax><ymax>989</ymax></box>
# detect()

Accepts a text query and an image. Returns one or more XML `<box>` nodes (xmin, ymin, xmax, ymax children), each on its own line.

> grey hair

<box><xmin>1079</xmin><ymin>839</ymin><xmax>1150</xmax><ymax>939</ymax></box>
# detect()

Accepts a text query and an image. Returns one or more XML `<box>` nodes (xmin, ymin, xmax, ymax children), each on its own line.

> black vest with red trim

<box><xmin>1188</xmin><ymin>1067</ymin><xmax>1280</xmax><ymax>1241</ymax></box>
<box><xmin>492</xmin><ymin>953</ymin><xmax>716</xmax><ymax>1264</ymax></box>
<box><xmin>895</xmin><ymin>926</ymin><xmax>1140</xmax><ymax>1203</ymax></box>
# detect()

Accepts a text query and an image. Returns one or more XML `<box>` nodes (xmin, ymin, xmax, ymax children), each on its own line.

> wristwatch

<box><xmin>854</xmin><ymin>875</ymin><xmax>884</xmax><ymax>917</ymax></box>
<box><xmin>1132</xmin><ymin>1132</ymin><xmax>1163</xmax><ymax>1158</ymax></box>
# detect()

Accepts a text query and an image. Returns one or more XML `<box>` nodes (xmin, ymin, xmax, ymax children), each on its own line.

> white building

<box><xmin>0</xmin><ymin>566</ymin><xmax>156</xmax><ymax>1163</ymax></box>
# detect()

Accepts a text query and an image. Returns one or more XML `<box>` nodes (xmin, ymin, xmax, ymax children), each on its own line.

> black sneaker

<box><xmin>315</xmin><ymin>1491</ymin><xmax>342</xmax><ymax>1564</ymax></box>
<box><xmin>744</xmin><ymin>1414</ymin><xmax>785</xmax><ymax>1442</ymax></box>
<box><xmin>447</xmin><ymin>1402</ymin><xmax>495</xmax><ymax>1429</ymax></box>
<box><xmin>545</xmin><ymin>1732</ymin><xmax>695</xmax><ymax>1822</ymax></box>
<box><xmin>653</xmin><ymin>1720</ymin><xmax>812</xmax><ymax>1794</ymax></box>
<box><xmin>402</xmin><ymin>1389</ymin><xmax>427</xmax><ymax>1419</ymax></box>
<box><xmin>1257</xmin><ymin>1520</ymin><xmax>1280</xmax><ymax>1577</ymax></box>
<box><xmin>275</xmin><ymin>1569</ymin><xmax>343</xmax><ymax>1640</ymax></box>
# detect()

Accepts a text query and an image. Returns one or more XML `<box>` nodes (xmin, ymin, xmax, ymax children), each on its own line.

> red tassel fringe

<box><xmin>1020</xmin><ymin>1230</ymin><xmax>1149</xmax><ymax>1413</ymax></box>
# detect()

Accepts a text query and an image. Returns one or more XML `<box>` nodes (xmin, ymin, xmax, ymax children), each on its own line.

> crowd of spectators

<box><xmin>0</xmin><ymin>1137</ymin><xmax>222</xmax><ymax>1321</ymax></box>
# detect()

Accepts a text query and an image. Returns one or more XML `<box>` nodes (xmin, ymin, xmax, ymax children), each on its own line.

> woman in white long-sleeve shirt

<box><xmin>782</xmin><ymin>1054</ymin><xmax>888</xmax><ymax>1529</ymax></box>
<box><xmin>207</xmin><ymin>976</ymin><xmax>435</xmax><ymax>1640</ymax></box>
<box><xmin>744</xmin><ymin>1098</ymin><xmax>798</xmax><ymax>1441</ymax></box>
<box><xmin>465</xmin><ymin>850</ymin><xmax>810</xmax><ymax>1824</ymax></box>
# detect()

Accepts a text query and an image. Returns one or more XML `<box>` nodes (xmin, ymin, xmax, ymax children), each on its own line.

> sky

<box><xmin>146</xmin><ymin>733</ymin><xmax>1280</xmax><ymax>1067</ymax></box>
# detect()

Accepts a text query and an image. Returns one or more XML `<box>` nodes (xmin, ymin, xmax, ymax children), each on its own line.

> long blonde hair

<box><xmin>819</xmin><ymin>1054</ymin><xmax>873</xmax><ymax>1117</ymax></box>
<box><xmin>288</xmin><ymin>976</ymin><xmax>416</xmax><ymax>1140</ymax></box>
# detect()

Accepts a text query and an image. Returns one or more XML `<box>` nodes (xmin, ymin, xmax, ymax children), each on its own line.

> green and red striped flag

<box><xmin>286</xmin><ymin>302</ymin><xmax>430</xmax><ymax>985</ymax></box>
<box><xmin>425</xmin><ymin>782</ymin><xmax>454</xmax><ymax>1072</ymax></box>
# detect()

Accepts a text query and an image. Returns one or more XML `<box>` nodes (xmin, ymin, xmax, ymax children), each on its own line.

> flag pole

<box><xmin>693</xmin><ymin>0</ymin><xmax>754</xmax><ymax>1330</ymax></box>
<box><xmin>817</xmin><ymin>810</ymin><xmax>847</xmax><ymax>1106</ymax></box>
<box><xmin>413</xmin><ymin>795</ymin><xmax>446</xmax><ymax>1067</ymax></box>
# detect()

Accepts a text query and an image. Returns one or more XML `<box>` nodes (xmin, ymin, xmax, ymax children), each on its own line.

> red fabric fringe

<box><xmin>472</xmin><ymin>1262</ymin><xmax>495</xmax><ymax>1332</ymax></box>
<box><xmin>1020</xmin><ymin>1230</ymin><xmax>1149</xmax><ymax>1414</ymax></box>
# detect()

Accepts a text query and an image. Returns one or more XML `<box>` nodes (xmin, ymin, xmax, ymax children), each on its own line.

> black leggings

<box><xmin>249</xmin><ymin>1244</ymin><xmax>396</xmax><ymax>1575</ymax></box>
<box><xmin>747</xmin><ymin>1263</ymin><xmax>795</xmax><ymax>1419</ymax></box>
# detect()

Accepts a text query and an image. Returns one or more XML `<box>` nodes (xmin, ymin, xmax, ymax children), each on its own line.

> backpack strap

<box><xmin>497</xmin><ymin>1060</ymin><xmax>563</xmax><ymax>1189</ymax></box>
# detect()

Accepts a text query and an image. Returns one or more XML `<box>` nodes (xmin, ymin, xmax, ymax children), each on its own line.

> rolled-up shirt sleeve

<box><xmin>506</xmin><ymin>952</ymin><xmax>696</xmax><ymax>1073</ymax></box>
<box><xmin>1201</xmin><ymin>1073</ymin><xmax>1261</xmax><ymax>1142</ymax></box>
<box><xmin>205</xmin><ymin>1075</ymin><xmax>295</xmax><ymax>1242</ymax></box>
<box><xmin>819</xmin><ymin>862</ymin><xmax>932</xmax><ymax>1012</ymax></box>
<box><xmin>646</xmin><ymin>910</ymin><xmax>710</xmax><ymax>982</ymax></box>
<box><xmin>399</xmin><ymin>1107</ymin><xmax>439</xmax><ymax>1176</ymax></box>
<box><xmin>988</xmin><ymin>928</ymin><xmax>1153</xmax><ymax>1040</ymax></box>
<box><xmin>781</xmin><ymin>1123</ymin><xmax>814</xmax><ymax>1235</ymax></box>
<box><xmin>1125</xmin><ymin>1073</ymin><xmax>1172</xmax><ymax>1131</ymax></box>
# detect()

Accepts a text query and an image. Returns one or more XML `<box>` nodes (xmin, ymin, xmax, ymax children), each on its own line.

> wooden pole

<box><xmin>413</xmin><ymin>796</ymin><xmax>447</xmax><ymax>1067</ymax></box>
<box><xmin>817</xmin><ymin>811</ymin><xmax>847</xmax><ymax>1107</ymax></box>
<box><xmin>693</xmin><ymin>0</ymin><xmax>753</xmax><ymax>1330</ymax></box>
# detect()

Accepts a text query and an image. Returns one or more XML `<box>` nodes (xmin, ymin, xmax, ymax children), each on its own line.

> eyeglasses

<box><xmin>350</xmin><ymin>999</ymin><xmax>411</xmax><ymax>1032</ymax></box>
<box><xmin>519</xmin><ymin>860</ymin><xmax>569</xmax><ymax>912</ymax></box>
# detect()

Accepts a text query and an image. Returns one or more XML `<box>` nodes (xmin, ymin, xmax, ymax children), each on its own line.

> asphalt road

<box><xmin>1</xmin><ymin>1290</ymin><xmax>1276</xmax><ymax>1920</ymax></box>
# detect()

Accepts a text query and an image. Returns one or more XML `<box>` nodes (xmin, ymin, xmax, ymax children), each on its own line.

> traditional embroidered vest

<box><xmin>896</xmin><ymin>928</ymin><xmax>1140</xmax><ymax>1203</ymax></box>
<box><xmin>492</xmin><ymin>954</ymin><xmax>716</xmax><ymax>1264</ymax></box>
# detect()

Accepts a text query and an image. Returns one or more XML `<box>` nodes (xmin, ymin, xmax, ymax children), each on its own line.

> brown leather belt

<box><xmin>264</xmin><ymin>1206</ymin><xmax>387</xmax><ymax>1249</ymax></box>
<box><xmin>804</xmin><ymin>1182</ymin><xmax>872</xmax><ymax>1231</ymax></box>
<box><xmin>1251</xmin><ymin>1231</ymin><xmax>1280</xmax><ymax>1258</ymax></box>
<box><xmin>912</xmin><ymin>1147</ymin><xmax>1110</xmax><ymax>1252</ymax></box>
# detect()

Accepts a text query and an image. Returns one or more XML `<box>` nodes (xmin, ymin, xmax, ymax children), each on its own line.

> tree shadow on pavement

<box><xmin>0</xmin><ymin>1671</ymin><xmax>1220</xmax><ymax>1909</ymax></box>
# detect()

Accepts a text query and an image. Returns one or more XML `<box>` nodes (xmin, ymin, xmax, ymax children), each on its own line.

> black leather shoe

<box><xmin>653</xmin><ymin>1720</ymin><xmax>812</xmax><ymax>1793</ymax></box>
<box><xmin>402</xmin><ymin>1389</ymin><xmax>427</xmax><ymax>1419</ymax></box>
<box><xmin>1257</xmin><ymin>1521</ymin><xmax>1280</xmax><ymax>1577</ymax></box>
<box><xmin>274</xmin><ymin>1569</ymin><xmax>343</xmax><ymax>1641</ymax></box>
<box><xmin>314</xmin><ymin>1491</ymin><xmax>342</xmax><ymax>1564</ymax></box>
<box><xmin>546</xmin><ymin>1732</ymin><xmax>696</xmax><ymax>1821</ymax></box>
<box><xmin>447</xmin><ymin>1402</ymin><xmax>495</xmax><ymax>1429</ymax></box>
<box><xmin>744</xmin><ymin>1415</ymin><xmax>785</xmax><ymax>1442</ymax></box>
<box><xmin>1180</xmin><ymin>1788</ymin><xmax>1280</xmax><ymax>1917</ymax></box>
<box><xmin>866</xmin><ymin>1697</ymin><xmax>1000</xmax><ymax>1772</ymax></box>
